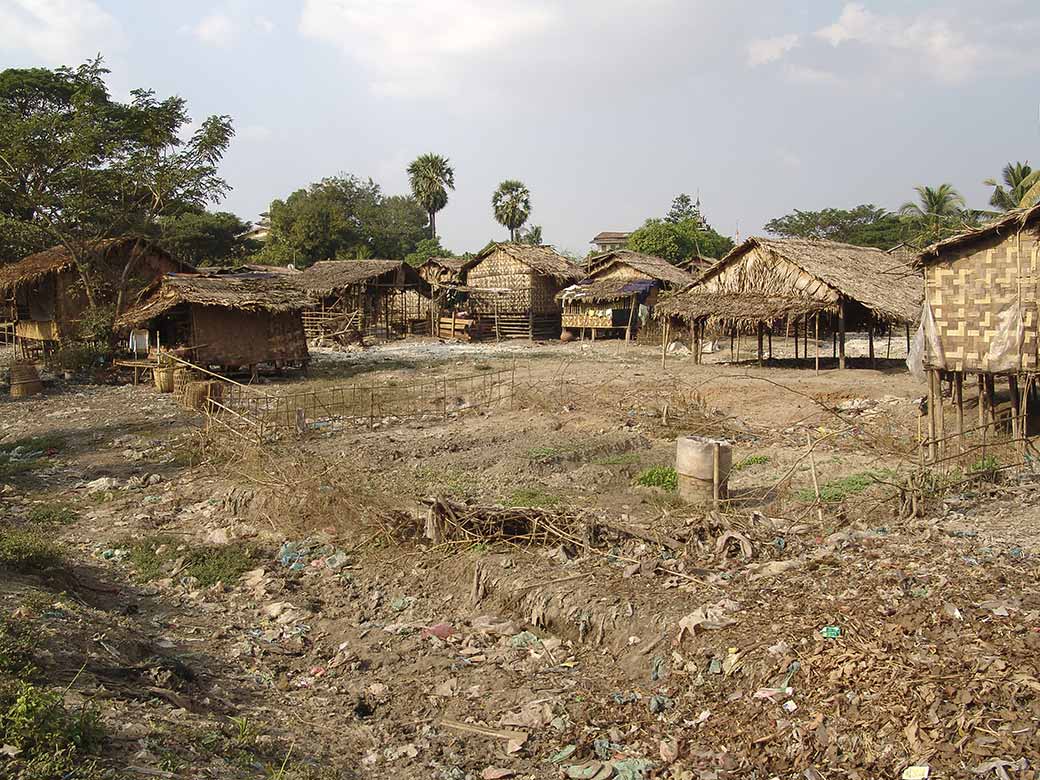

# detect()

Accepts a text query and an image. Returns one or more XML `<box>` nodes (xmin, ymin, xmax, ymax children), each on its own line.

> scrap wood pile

<box><xmin>421</xmin><ymin>497</ymin><xmax>599</xmax><ymax>549</ymax></box>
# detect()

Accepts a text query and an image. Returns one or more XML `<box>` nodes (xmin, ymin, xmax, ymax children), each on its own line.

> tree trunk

<box><xmin>429</xmin><ymin>210</ymin><xmax>437</xmax><ymax>239</ymax></box>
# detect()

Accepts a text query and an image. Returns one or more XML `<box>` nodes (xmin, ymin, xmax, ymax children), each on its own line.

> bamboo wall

<box><xmin>925</xmin><ymin>229</ymin><xmax>1040</xmax><ymax>373</ymax></box>
<box><xmin>192</xmin><ymin>306</ymin><xmax>308</xmax><ymax>367</ymax></box>
<box><xmin>465</xmin><ymin>250</ymin><xmax>563</xmax><ymax>315</ymax></box>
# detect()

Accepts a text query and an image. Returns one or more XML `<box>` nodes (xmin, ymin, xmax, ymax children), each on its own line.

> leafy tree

<box><xmin>156</xmin><ymin>210</ymin><xmax>258</xmax><ymax>267</ymax></box>
<box><xmin>519</xmin><ymin>224</ymin><xmax>542</xmax><ymax>245</ymax></box>
<box><xmin>627</xmin><ymin>218</ymin><xmax>734</xmax><ymax>265</ymax></box>
<box><xmin>666</xmin><ymin>193</ymin><xmax>702</xmax><ymax>225</ymax></box>
<box><xmin>0</xmin><ymin>58</ymin><xmax>233</xmax><ymax>311</ymax></box>
<box><xmin>0</xmin><ymin>214</ymin><xmax>47</xmax><ymax>261</ymax></box>
<box><xmin>899</xmin><ymin>184</ymin><xmax>971</xmax><ymax>245</ymax></box>
<box><xmin>256</xmin><ymin>176</ymin><xmax>427</xmax><ymax>266</ymax></box>
<box><xmin>407</xmin><ymin>153</ymin><xmax>455</xmax><ymax>239</ymax></box>
<box><xmin>985</xmin><ymin>162</ymin><xmax>1040</xmax><ymax>212</ymax></box>
<box><xmin>764</xmin><ymin>204</ymin><xmax>908</xmax><ymax>249</ymax></box>
<box><xmin>491</xmin><ymin>180</ymin><xmax>531</xmax><ymax>241</ymax></box>
<box><xmin>404</xmin><ymin>236</ymin><xmax>455</xmax><ymax>267</ymax></box>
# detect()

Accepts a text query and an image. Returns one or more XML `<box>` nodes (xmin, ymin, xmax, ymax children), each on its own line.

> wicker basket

<box><xmin>182</xmin><ymin>380</ymin><xmax>224</xmax><ymax>411</ymax></box>
<box><xmin>153</xmin><ymin>366</ymin><xmax>175</xmax><ymax>393</ymax></box>
<box><xmin>172</xmin><ymin>367</ymin><xmax>194</xmax><ymax>396</ymax></box>
<box><xmin>10</xmin><ymin>363</ymin><xmax>43</xmax><ymax>399</ymax></box>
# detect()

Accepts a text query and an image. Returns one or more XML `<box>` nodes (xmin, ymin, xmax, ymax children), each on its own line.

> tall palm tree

<box><xmin>984</xmin><ymin>162</ymin><xmax>1039</xmax><ymax>212</ymax></box>
<box><xmin>491</xmin><ymin>180</ymin><xmax>531</xmax><ymax>241</ymax></box>
<box><xmin>900</xmin><ymin>184</ymin><xmax>967</xmax><ymax>245</ymax></box>
<box><xmin>407</xmin><ymin>153</ymin><xmax>455</xmax><ymax>239</ymax></box>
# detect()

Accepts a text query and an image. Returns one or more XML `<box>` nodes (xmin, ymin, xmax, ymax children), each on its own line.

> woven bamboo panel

<box><xmin>466</xmin><ymin>249</ymin><xmax>563</xmax><ymax>315</ymax></box>
<box><xmin>925</xmin><ymin>231</ymin><xmax>1039</xmax><ymax>372</ymax></box>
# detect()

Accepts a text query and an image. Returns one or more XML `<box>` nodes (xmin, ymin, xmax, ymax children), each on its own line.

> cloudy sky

<box><xmin>1</xmin><ymin>0</ymin><xmax>1038</xmax><ymax>255</ymax></box>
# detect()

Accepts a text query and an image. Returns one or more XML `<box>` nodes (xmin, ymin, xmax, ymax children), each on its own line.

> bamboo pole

<box><xmin>838</xmin><ymin>298</ymin><xmax>846</xmax><ymax>370</ymax></box>
<box><xmin>768</xmin><ymin>327</ymin><xmax>773</xmax><ymax>360</ymax></box>
<box><xmin>1010</xmin><ymin>375</ymin><xmax>1021</xmax><ymax>450</ymax></box>
<box><xmin>935</xmin><ymin>371</ymin><xmax>946</xmax><ymax>468</ymax></box>
<box><xmin>868</xmin><ymin>315</ymin><xmax>875</xmax><ymax>368</ymax></box>
<box><xmin>815</xmin><ymin>314</ymin><xmax>820</xmax><ymax>374</ymax></box>
<box><xmin>757</xmin><ymin>322</ymin><xmax>764</xmax><ymax>367</ymax></box>
<box><xmin>927</xmin><ymin>370</ymin><xmax>938</xmax><ymax>463</ymax></box>
<box><xmin>954</xmin><ymin>372</ymin><xmax>964</xmax><ymax>456</ymax></box>
<box><xmin>806</xmin><ymin>431</ymin><xmax>824</xmax><ymax>525</ymax></box>
<box><xmin>712</xmin><ymin>442</ymin><xmax>721</xmax><ymax>508</ymax></box>
<box><xmin>661</xmin><ymin>319</ymin><xmax>669</xmax><ymax>370</ymax></box>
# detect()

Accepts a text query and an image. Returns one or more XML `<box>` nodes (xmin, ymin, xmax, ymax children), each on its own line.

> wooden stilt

<box><xmin>768</xmin><ymin>328</ymin><xmax>773</xmax><ymax>360</ymax></box>
<box><xmin>868</xmin><ymin>316</ymin><xmax>875</xmax><ymax>368</ymax></box>
<box><xmin>661</xmin><ymin>320</ymin><xmax>669</xmax><ymax>369</ymax></box>
<box><xmin>832</xmin><ymin>328</ymin><xmax>837</xmax><ymax>360</ymax></box>
<box><xmin>693</xmin><ymin>321</ymin><xmax>701</xmax><ymax>365</ymax></box>
<box><xmin>906</xmin><ymin>323</ymin><xmax>911</xmax><ymax>353</ymax></box>
<box><xmin>1010</xmin><ymin>375</ymin><xmax>1021</xmax><ymax>449</ymax></box>
<box><xmin>927</xmin><ymin>370</ymin><xmax>938</xmax><ymax>463</ymax></box>
<box><xmin>838</xmin><ymin>298</ymin><xmax>846</xmax><ymax>370</ymax></box>
<box><xmin>757</xmin><ymin>322</ymin><xmax>764</xmax><ymax>367</ymax></box>
<box><xmin>815</xmin><ymin>314</ymin><xmax>820</xmax><ymax>374</ymax></box>
<box><xmin>886</xmin><ymin>327</ymin><xmax>892</xmax><ymax>360</ymax></box>
<box><xmin>954</xmin><ymin>372</ymin><xmax>964</xmax><ymax>456</ymax></box>
<box><xmin>794</xmin><ymin>320</ymin><xmax>799</xmax><ymax>360</ymax></box>
<box><xmin>736</xmin><ymin>332</ymin><xmax>741</xmax><ymax>363</ymax></box>
<box><xmin>730</xmin><ymin>330</ymin><xmax>734</xmax><ymax>361</ymax></box>
<box><xmin>935</xmin><ymin>371</ymin><xmax>946</xmax><ymax>468</ymax></box>
<box><xmin>978</xmin><ymin>374</ymin><xmax>986</xmax><ymax>432</ymax></box>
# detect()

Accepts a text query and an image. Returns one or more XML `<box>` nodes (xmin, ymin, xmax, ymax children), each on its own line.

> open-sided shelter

<box><xmin>558</xmin><ymin>250</ymin><xmax>696</xmax><ymax>341</ymax></box>
<box><xmin>115</xmin><ymin>272</ymin><xmax>309</xmax><ymax>372</ymax></box>
<box><xmin>448</xmin><ymin>243</ymin><xmax>583</xmax><ymax>340</ymax></box>
<box><xmin>0</xmin><ymin>237</ymin><xmax>190</xmax><ymax>356</ymax></box>
<box><xmin>914</xmin><ymin>204</ymin><xmax>1040</xmax><ymax>458</ymax></box>
<box><xmin>655</xmin><ymin>237</ymin><xmax>922</xmax><ymax>367</ymax></box>
<box><xmin>292</xmin><ymin>259</ymin><xmax>431</xmax><ymax>340</ymax></box>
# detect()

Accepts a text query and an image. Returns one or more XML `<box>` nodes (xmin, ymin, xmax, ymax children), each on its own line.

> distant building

<box><xmin>590</xmin><ymin>231</ymin><xmax>630</xmax><ymax>253</ymax></box>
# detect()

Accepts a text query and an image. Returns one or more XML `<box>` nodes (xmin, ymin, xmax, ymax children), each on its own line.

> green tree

<box><xmin>156</xmin><ymin>210</ymin><xmax>258</xmax><ymax>266</ymax></box>
<box><xmin>366</xmin><ymin>194</ymin><xmax>429</xmax><ymax>260</ymax></box>
<box><xmin>666</xmin><ymin>193</ymin><xmax>702</xmax><ymax>225</ymax></box>
<box><xmin>985</xmin><ymin>162</ymin><xmax>1040</xmax><ymax>212</ymax></box>
<box><xmin>0</xmin><ymin>58</ymin><xmax>233</xmax><ymax>311</ymax></box>
<box><xmin>627</xmin><ymin>218</ymin><xmax>734</xmax><ymax>265</ymax></box>
<box><xmin>899</xmin><ymin>184</ymin><xmax>970</xmax><ymax>245</ymax></box>
<box><xmin>519</xmin><ymin>224</ymin><xmax>542</xmax><ymax>245</ymax></box>
<box><xmin>764</xmin><ymin>204</ymin><xmax>908</xmax><ymax>249</ymax></box>
<box><xmin>404</xmin><ymin>236</ymin><xmax>455</xmax><ymax>267</ymax></box>
<box><xmin>491</xmin><ymin>180</ymin><xmax>531</xmax><ymax>241</ymax></box>
<box><xmin>407</xmin><ymin>153</ymin><xmax>455</xmax><ymax>239</ymax></box>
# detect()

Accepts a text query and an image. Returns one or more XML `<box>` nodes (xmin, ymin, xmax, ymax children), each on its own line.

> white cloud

<box><xmin>746</xmin><ymin>33</ymin><xmax>799</xmax><ymax>67</ymax></box>
<box><xmin>255</xmin><ymin>16</ymin><xmax>275</xmax><ymax>34</ymax></box>
<box><xmin>0</xmin><ymin>0</ymin><xmax>120</xmax><ymax>62</ymax></box>
<box><xmin>815</xmin><ymin>3</ymin><xmax>983</xmax><ymax>84</ymax></box>
<box><xmin>783</xmin><ymin>63</ymin><xmax>842</xmax><ymax>86</ymax></box>
<box><xmin>194</xmin><ymin>11</ymin><xmax>236</xmax><ymax>47</ymax></box>
<box><xmin>298</xmin><ymin>0</ymin><xmax>557</xmax><ymax>97</ymax></box>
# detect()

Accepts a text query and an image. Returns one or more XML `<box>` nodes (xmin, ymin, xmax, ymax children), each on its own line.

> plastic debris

<box><xmin>550</xmin><ymin>745</ymin><xmax>577</xmax><ymax>764</ymax></box>
<box><xmin>901</xmin><ymin>767</ymin><xmax>930</xmax><ymax>780</ymax></box>
<box><xmin>820</xmin><ymin>625</ymin><xmax>842</xmax><ymax>639</ymax></box>
<box><xmin>509</xmin><ymin>630</ymin><xmax>542</xmax><ymax>648</ymax></box>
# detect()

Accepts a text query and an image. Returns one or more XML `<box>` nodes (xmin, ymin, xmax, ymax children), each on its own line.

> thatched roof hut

<box><xmin>558</xmin><ymin>250</ymin><xmax>696</xmax><ymax>340</ymax></box>
<box><xmin>657</xmin><ymin>237</ymin><xmax>923</xmax><ymax>368</ymax></box>
<box><xmin>117</xmin><ymin>272</ymin><xmax>309</xmax><ymax>369</ymax></box>
<box><xmin>915</xmin><ymin>203</ymin><xmax>1040</xmax><ymax>376</ymax></box>
<box><xmin>453</xmin><ymin>243</ymin><xmax>583</xmax><ymax>340</ymax></box>
<box><xmin>0</xmin><ymin>237</ymin><xmax>191</xmax><ymax>345</ymax></box>
<box><xmin>292</xmin><ymin>259</ymin><xmax>430</xmax><ymax>339</ymax></box>
<box><xmin>418</xmin><ymin>257</ymin><xmax>466</xmax><ymax>287</ymax></box>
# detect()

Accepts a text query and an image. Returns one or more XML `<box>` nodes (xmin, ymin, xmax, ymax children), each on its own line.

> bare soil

<box><xmin>2</xmin><ymin>339</ymin><xmax>1038</xmax><ymax>779</ymax></box>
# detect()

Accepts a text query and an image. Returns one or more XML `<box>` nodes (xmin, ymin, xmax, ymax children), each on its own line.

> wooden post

<box><xmin>832</xmin><ymin>328</ymin><xmax>837</xmax><ymax>360</ymax></box>
<box><xmin>450</xmin><ymin>309</ymin><xmax>457</xmax><ymax>341</ymax></box>
<box><xmin>978</xmin><ymin>374</ymin><xmax>986</xmax><ymax>432</ymax></box>
<box><xmin>626</xmin><ymin>294</ymin><xmax>637</xmax><ymax>343</ymax></box>
<box><xmin>528</xmin><ymin>309</ymin><xmax>534</xmax><ymax>342</ymax></box>
<box><xmin>768</xmin><ymin>327</ymin><xmax>773</xmax><ymax>360</ymax></box>
<box><xmin>1010</xmin><ymin>375</ymin><xmax>1021</xmax><ymax>449</ymax></box>
<box><xmin>906</xmin><ymin>323</ymin><xmax>911</xmax><ymax>353</ymax></box>
<box><xmin>886</xmin><ymin>327</ymin><xmax>892</xmax><ymax>360</ymax></box>
<box><xmin>794</xmin><ymin>320</ymin><xmax>799</xmax><ymax>360</ymax></box>
<box><xmin>986</xmin><ymin>375</ymin><xmax>997</xmax><ymax>429</ymax></box>
<box><xmin>757</xmin><ymin>322</ymin><xmax>764</xmax><ymax>367</ymax></box>
<box><xmin>838</xmin><ymin>298</ymin><xmax>846</xmax><ymax>370</ymax></box>
<box><xmin>693</xmin><ymin>321</ymin><xmax>702</xmax><ymax>365</ymax></box>
<box><xmin>736</xmin><ymin>332</ymin><xmax>742</xmax><ymax>363</ymax></box>
<box><xmin>815</xmin><ymin>314</ymin><xmax>820</xmax><ymax>374</ymax></box>
<box><xmin>954</xmin><ymin>372</ymin><xmax>964</xmax><ymax>456</ymax></box>
<box><xmin>494</xmin><ymin>297</ymin><xmax>501</xmax><ymax>342</ymax></box>
<box><xmin>729</xmin><ymin>330</ymin><xmax>734</xmax><ymax>361</ymax></box>
<box><xmin>806</xmin><ymin>431</ymin><xmax>824</xmax><ymax>525</ymax></box>
<box><xmin>711</xmin><ymin>442</ymin><xmax>721</xmax><ymax>508</ymax></box>
<box><xmin>868</xmin><ymin>315</ymin><xmax>875</xmax><ymax>369</ymax></box>
<box><xmin>661</xmin><ymin>319</ymin><xmax>670</xmax><ymax>369</ymax></box>
<box><xmin>927</xmin><ymin>370</ymin><xmax>938</xmax><ymax>463</ymax></box>
<box><xmin>935</xmin><ymin>371</ymin><xmax>946</xmax><ymax>468</ymax></box>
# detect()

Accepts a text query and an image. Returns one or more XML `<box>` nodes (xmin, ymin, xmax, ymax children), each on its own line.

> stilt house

<box><xmin>558</xmin><ymin>250</ymin><xmax>695</xmax><ymax>341</ymax></box>
<box><xmin>446</xmin><ymin>243</ymin><xmax>583</xmax><ymax>340</ymax></box>
<box><xmin>0</xmin><ymin>237</ymin><xmax>190</xmax><ymax>356</ymax></box>
<box><xmin>115</xmin><ymin>272</ymin><xmax>310</xmax><ymax>372</ymax></box>
<box><xmin>292</xmin><ymin>260</ymin><xmax>430</xmax><ymax>340</ymax></box>
<box><xmin>655</xmin><ymin>237</ymin><xmax>923</xmax><ymax>367</ymax></box>
<box><xmin>914</xmin><ymin>204</ymin><xmax>1040</xmax><ymax>459</ymax></box>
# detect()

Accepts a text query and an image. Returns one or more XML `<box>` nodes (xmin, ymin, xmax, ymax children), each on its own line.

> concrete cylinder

<box><xmin>676</xmin><ymin>435</ymin><xmax>732</xmax><ymax>504</ymax></box>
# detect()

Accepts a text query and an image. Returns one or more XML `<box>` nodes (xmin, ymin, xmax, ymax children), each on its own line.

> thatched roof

<box><xmin>421</xmin><ymin>256</ymin><xmax>466</xmax><ymax>273</ymax></box>
<box><xmin>655</xmin><ymin>289</ymin><xmax>832</xmax><ymax>326</ymax></box>
<box><xmin>292</xmin><ymin>259</ymin><xmax>425</xmax><ymax>295</ymax></box>
<box><xmin>698</xmin><ymin>237</ymin><xmax>922</xmax><ymax>324</ymax></box>
<box><xmin>464</xmin><ymin>243</ymin><xmax>584</xmax><ymax>282</ymax></box>
<box><xmin>916</xmin><ymin>204</ymin><xmax>1040</xmax><ymax>265</ymax></box>
<box><xmin>115</xmin><ymin>272</ymin><xmax>309</xmax><ymax>328</ymax></box>
<box><xmin>0</xmin><ymin>237</ymin><xmax>188</xmax><ymax>293</ymax></box>
<box><xmin>558</xmin><ymin>279</ymin><xmax>657</xmax><ymax>304</ymax></box>
<box><xmin>585</xmin><ymin>250</ymin><xmax>696</xmax><ymax>287</ymax></box>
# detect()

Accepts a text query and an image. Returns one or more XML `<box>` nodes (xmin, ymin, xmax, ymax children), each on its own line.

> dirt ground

<box><xmin>2</xmin><ymin>338</ymin><xmax>1039</xmax><ymax>780</ymax></box>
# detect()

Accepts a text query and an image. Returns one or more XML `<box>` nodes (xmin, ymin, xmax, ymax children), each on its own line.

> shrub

<box><xmin>27</xmin><ymin>504</ymin><xmax>78</xmax><ymax>526</ymax></box>
<box><xmin>733</xmin><ymin>454</ymin><xmax>770</xmax><ymax>470</ymax></box>
<box><xmin>796</xmin><ymin>469</ymin><xmax>895</xmax><ymax>503</ymax></box>
<box><xmin>0</xmin><ymin>529</ymin><xmax>64</xmax><ymax>571</ymax></box>
<box><xmin>127</xmin><ymin>536</ymin><xmax>259</xmax><ymax>587</ymax></box>
<box><xmin>634</xmin><ymin>466</ymin><xmax>678</xmax><ymax>492</ymax></box>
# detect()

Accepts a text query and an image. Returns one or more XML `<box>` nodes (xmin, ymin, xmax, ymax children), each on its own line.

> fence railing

<box><xmin>0</xmin><ymin>322</ymin><xmax>14</xmax><ymax>347</ymax></box>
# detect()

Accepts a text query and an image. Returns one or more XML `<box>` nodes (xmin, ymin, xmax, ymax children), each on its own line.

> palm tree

<box><xmin>491</xmin><ymin>180</ymin><xmax>531</xmax><ymax>241</ymax></box>
<box><xmin>407</xmin><ymin>153</ymin><xmax>455</xmax><ymax>239</ymax></box>
<box><xmin>984</xmin><ymin>162</ymin><xmax>1039</xmax><ymax>212</ymax></box>
<box><xmin>900</xmin><ymin>184</ymin><xmax>968</xmax><ymax>245</ymax></box>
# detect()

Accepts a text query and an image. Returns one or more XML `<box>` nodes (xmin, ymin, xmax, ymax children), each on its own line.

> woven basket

<box><xmin>153</xmin><ymin>366</ymin><xmax>175</xmax><ymax>393</ymax></box>
<box><xmin>182</xmin><ymin>380</ymin><xmax>224</xmax><ymax>411</ymax></box>
<box><xmin>172</xmin><ymin>367</ymin><xmax>194</xmax><ymax>396</ymax></box>
<box><xmin>10</xmin><ymin>363</ymin><xmax>43</xmax><ymax>399</ymax></box>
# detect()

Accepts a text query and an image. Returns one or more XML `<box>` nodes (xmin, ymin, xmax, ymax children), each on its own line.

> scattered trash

<box><xmin>901</xmin><ymin>767</ymin><xmax>930</xmax><ymax>780</ymax></box>
<box><xmin>509</xmin><ymin>630</ymin><xmax>542</xmax><ymax>648</ymax></box>
<box><xmin>820</xmin><ymin>625</ymin><xmax>842</xmax><ymax>639</ymax></box>
<box><xmin>648</xmin><ymin>695</ymin><xmax>672</xmax><ymax>713</ymax></box>
<box><xmin>423</xmin><ymin>622</ymin><xmax>455</xmax><ymax>640</ymax></box>
<box><xmin>677</xmin><ymin>599</ymin><xmax>741</xmax><ymax>641</ymax></box>
<box><xmin>550</xmin><ymin>745</ymin><xmax>578</xmax><ymax>764</ymax></box>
